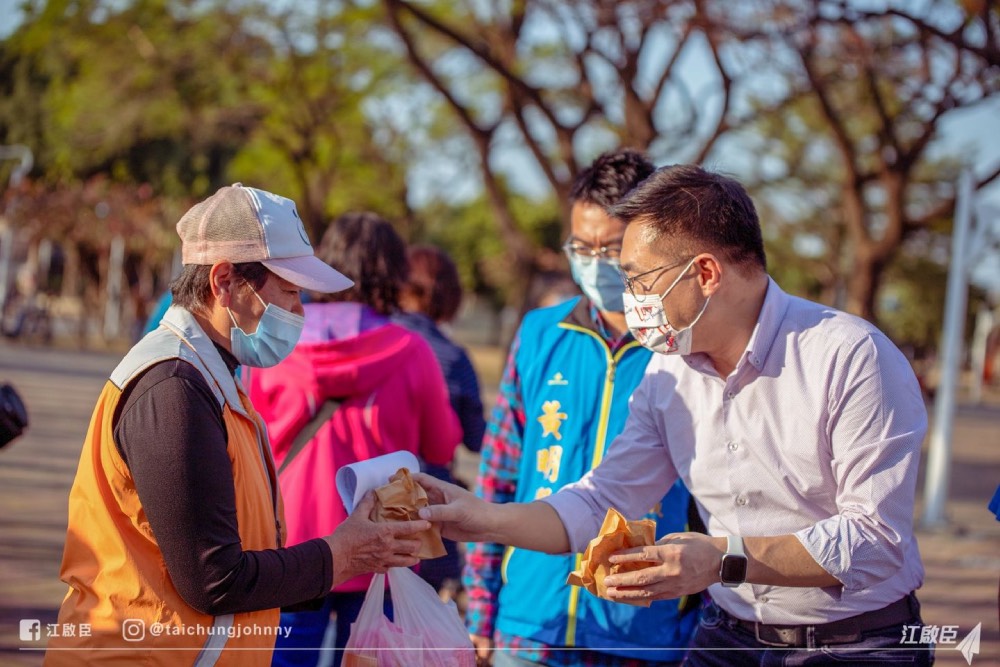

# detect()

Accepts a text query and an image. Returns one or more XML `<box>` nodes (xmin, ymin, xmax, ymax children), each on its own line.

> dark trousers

<box><xmin>683</xmin><ymin>599</ymin><xmax>934</xmax><ymax>666</ymax></box>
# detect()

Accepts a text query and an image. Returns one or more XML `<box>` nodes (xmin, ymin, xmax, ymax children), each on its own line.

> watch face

<box><xmin>720</xmin><ymin>554</ymin><xmax>748</xmax><ymax>585</ymax></box>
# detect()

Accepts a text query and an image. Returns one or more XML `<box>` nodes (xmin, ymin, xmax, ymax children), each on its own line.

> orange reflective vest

<box><xmin>45</xmin><ymin>307</ymin><xmax>286</xmax><ymax>667</ymax></box>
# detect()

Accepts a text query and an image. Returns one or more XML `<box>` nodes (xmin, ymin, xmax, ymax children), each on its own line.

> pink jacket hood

<box><xmin>246</xmin><ymin>305</ymin><xmax>461</xmax><ymax>592</ymax></box>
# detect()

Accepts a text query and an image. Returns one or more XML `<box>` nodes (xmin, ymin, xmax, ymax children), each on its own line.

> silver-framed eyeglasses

<box><xmin>620</xmin><ymin>257</ymin><xmax>694</xmax><ymax>302</ymax></box>
<box><xmin>562</xmin><ymin>242</ymin><xmax>623</xmax><ymax>263</ymax></box>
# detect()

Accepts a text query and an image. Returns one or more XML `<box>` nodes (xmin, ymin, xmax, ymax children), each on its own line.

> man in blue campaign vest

<box><xmin>464</xmin><ymin>150</ymin><xmax>698</xmax><ymax>667</ymax></box>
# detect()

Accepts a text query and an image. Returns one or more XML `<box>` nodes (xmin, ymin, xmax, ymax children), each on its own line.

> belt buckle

<box><xmin>754</xmin><ymin>623</ymin><xmax>803</xmax><ymax>647</ymax></box>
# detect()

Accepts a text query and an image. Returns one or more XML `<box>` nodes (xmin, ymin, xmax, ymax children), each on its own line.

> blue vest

<box><xmin>494</xmin><ymin>297</ymin><xmax>696</xmax><ymax>661</ymax></box>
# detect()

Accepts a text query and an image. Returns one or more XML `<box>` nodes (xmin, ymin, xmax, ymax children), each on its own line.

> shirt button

<box><xmin>726</xmin><ymin>390</ymin><xmax>736</xmax><ymax>399</ymax></box>
<box><xmin>760</xmin><ymin>596</ymin><xmax>769</xmax><ymax>603</ymax></box>
<box><xmin>736</xmin><ymin>496</ymin><xmax>748</xmax><ymax>506</ymax></box>
<box><xmin>728</xmin><ymin>442</ymin><xmax>739</xmax><ymax>452</ymax></box>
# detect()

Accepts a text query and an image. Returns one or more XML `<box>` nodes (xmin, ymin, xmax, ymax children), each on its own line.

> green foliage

<box><xmin>0</xmin><ymin>0</ymin><xmax>424</xmax><ymax>333</ymax></box>
<box><xmin>0</xmin><ymin>0</ymin><xmax>996</xmax><ymax>336</ymax></box>
<box><xmin>878</xmin><ymin>249</ymin><xmax>949</xmax><ymax>351</ymax></box>
<box><xmin>1</xmin><ymin>0</ymin><xmax>271</xmax><ymax>194</ymax></box>
<box><xmin>418</xmin><ymin>190</ymin><xmax>562</xmax><ymax>308</ymax></box>
<box><xmin>228</xmin><ymin>2</ymin><xmax>413</xmax><ymax>240</ymax></box>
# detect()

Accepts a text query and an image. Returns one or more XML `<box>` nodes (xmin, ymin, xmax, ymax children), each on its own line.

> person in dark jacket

<box><xmin>393</xmin><ymin>244</ymin><xmax>486</xmax><ymax>593</ymax></box>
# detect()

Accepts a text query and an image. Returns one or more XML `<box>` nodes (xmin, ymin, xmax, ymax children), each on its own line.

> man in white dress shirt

<box><xmin>415</xmin><ymin>164</ymin><xmax>933</xmax><ymax>665</ymax></box>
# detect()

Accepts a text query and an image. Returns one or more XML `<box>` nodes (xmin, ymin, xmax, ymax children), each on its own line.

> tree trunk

<box><xmin>61</xmin><ymin>243</ymin><xmax>80</xmax><ymax>300</ymax></box>
<box><xmin>846</xmin><ymin>253</ymin><xmax>884</xmax><ymax>324</ymax></box>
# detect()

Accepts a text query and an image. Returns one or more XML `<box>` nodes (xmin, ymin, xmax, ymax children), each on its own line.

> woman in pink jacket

<box><xmin>246</xmin><ymin>211</ymin><xmax>461</xmax><ymax>667</ymax></box>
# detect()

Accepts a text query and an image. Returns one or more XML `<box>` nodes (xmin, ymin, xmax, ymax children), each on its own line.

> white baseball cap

<box><xmin>176</xmin><ymin>183</ymin><xmax>353</xmax><ymax>293</ymax></box>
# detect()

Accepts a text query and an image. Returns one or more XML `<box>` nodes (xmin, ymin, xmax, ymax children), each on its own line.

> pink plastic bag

<box><xmin>343</xmin><ymin>574</ymin><xmax>420</xmax><ymax>667</ymax></box>
<box><xmin>343</xmin><ymin>569</ymin><xmax>475</xmax><ymax>667</ymax></box>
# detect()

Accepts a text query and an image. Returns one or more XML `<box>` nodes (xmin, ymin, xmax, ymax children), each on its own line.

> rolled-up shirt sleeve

<box><xmin>794</xmin><ymin>333</ymin><xmax>927</xmax><ymax>590</ymax></box>
<box><xmin>542</xmin><ymin>373</ymin><xmax>679</xmax><ymax>553</ymax></box>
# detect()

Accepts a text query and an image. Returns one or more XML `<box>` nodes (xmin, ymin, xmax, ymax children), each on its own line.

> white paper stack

<box><xmin>335</xmin><ymin>450</ymin><xmax>421</xmax><ymax>513</ymax></box>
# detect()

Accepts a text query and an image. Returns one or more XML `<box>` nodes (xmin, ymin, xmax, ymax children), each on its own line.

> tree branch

<box><xmin>797</xmin><ymin>39</ymin><xmax>859</xmax><ymax>179</ymax></box>
<box><xmin>386</xmin><ymin>0</ymin><xmax>566</xmax><ymax>138</ymax></box>
<box><xmin>978</xmin><ymin>161</ymin><xmax>1000</xmax><ymax>189</ymax></box>
<box><xmin>382</xmin><ymin>0</ymin><xmax>493</xmax><ymax>143</ymax></box>
<box><xmin>692</xmin><ymin>0</ymin><xmax>733</xmax><ymax>164</ymax></box>
<box><xmin>912</xmin><ymin>161</ymin><xmax>1000</xmax><ymax>227</ymax></box>
<box><xmin>381</xmin><ymin>0</ymin><xmax>534</xmax><ymax>272</ymax></box>
<box><xmin>849</xmin><ymin>7</ymin><xmax>1000</xmax><ymax>67</ymax></box>
<box><xmin>857</xmin><ymin>41</ymin><xmax>901</xmax><ymax>169</ymax></box>
<box><xmin>509</xmin><ymin>0</ymin><xmax>527</xmax><ymax>40</ymax></box>
<box><xmin>535</xmin><ymin>0</ymin><xmax>601</xmax><ymax>133</ymax></box>
<box><xmin>898</xmin><ymin>43</ymin><xmax>967</xmax><ymax>173</ymax></box>
<box><xmin>511</xmin><ymin>100</ymin><xmax>566</xmax><ymax>200</ymax></box>
<box><xmin>652</xmin><ymin>23</ymin><xmax>693</xmax><ymax>106</ymax></box>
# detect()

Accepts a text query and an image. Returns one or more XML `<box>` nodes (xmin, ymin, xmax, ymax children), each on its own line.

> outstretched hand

<box><xmin>411</xmin><ymin>472</ymin><xmax>496</xmax><ymax>543</ymax></box>
<box><xmin>602</xmin><ymin>532</ymin><xmax>725</xmax><ymax>604</ymax></box>
<box><xmin>471</xmin><ymin>633</ymin><xmax>493</xmax><ymax>667</ymax></box>
<box><xmin>325</xmin><ymin>491</ymin><xmax>430</xmax><ymax>587</ymax></box>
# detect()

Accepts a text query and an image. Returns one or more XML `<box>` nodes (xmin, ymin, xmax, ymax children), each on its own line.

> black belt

<box><xmin>723</xmin><ymin>593</ymin><xmax>920</xmax><ymax>648</ymax></box>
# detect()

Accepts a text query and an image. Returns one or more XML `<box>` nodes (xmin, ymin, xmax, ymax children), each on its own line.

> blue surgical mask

<box><xmin>568</xmin><ymin>255</ymin><xmax>625</xmax><ymax>313</ymax></box>
<box><xmin>227</xmin><ymin>288</ymin><xmax>304</xmax><ymax>368</ymax></box>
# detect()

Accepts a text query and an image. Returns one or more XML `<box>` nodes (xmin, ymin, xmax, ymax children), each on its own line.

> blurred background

<box><xmin>0</xmin><ymin>0</ymin><xmax>998</xmax><ymax>360</ymax></box>
<box><xmin>0</xmin><ymin>1</ymin><xmax>998</xmax><ymax>665</ymax></box>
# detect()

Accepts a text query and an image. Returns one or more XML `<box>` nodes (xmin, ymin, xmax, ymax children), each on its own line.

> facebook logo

<box><xmin>20</xmin><ymin>619</ymin><xmax>41</xmax><ymax>641</ymax></box>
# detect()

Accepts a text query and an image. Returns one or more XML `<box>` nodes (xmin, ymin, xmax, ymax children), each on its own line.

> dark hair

<box><xmin>170</xmin><ymin>262</ymin><xmax>269</xmax><ymax>313</ymax></box>
<box><xmin>401</xmin><ymin>245</ymin><xmax>463</xmax><ymax>322</ymax></box>
<box><xmin>569</xmin><ymin>148</ymin><xmax>655</xmax><ymax>209</ymax></box>
<box><xmin>314</xmin><ymin>211</ymin><xmax>408</xmax><ymax>314</ymax></box>
<box><xmin>608</xmin><ymin>165</ymin><xmax>767</xmax><ymax>271</ymax></box>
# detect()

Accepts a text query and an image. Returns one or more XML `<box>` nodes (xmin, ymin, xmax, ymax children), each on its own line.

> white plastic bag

<box><xmin>388</xmin><ymin>567</ymin><xmax>475</xmax><ymax>667</ymax></box>
<box><xmin>343</xmin><ymin>569</ymin><xmax>475</xmax><ymax>667</ymax></box>
<box><xmin>343</xmin><ymin>574</ymin><xmax>421</xmax><ymax>667</ymax></box>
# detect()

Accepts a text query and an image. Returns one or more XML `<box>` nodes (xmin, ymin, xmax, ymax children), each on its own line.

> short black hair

<box><xmin>608</xmin><ymin>164</ymin><xmax>766</xmax><ymax>271</ymax></box>
<box><xmin>170</xmin><ymin>262</ymin><xmax>269</xmax><ymax>313</ymax></box>
<box><xmin>314</xmin><ymin>211</ymin><xmax>408</xmax><ymax>314</ymax></box>
<box><xmin>569</xmin><ymin>148</ymin><xmax>656</xmax><ymax>209</ymax></box>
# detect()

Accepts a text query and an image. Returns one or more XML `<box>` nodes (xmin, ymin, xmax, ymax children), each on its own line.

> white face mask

<box><xmin>227</xmin><ymin>287</ymin><xmax>304</xmax><ymax>368</ymax></box>
<box><xmin>622</xmin><ymin>257</ymin><xmax>710</xmax><ymax>355</ymax></box>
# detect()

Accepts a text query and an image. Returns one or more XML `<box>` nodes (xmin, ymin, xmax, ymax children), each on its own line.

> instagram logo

<box><xmin>19</xmin><ymin>619</ymin><xmax>41</xmax><ymax>642</ymax></box>
<box><xmin>122</xmin><ymin>619</ymin><xmax>146</xmax><ymax>642</ymax></box>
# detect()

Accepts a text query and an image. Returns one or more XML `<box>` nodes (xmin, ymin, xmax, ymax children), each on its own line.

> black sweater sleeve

<box><xmin>113</xmin><ymin>357</ymin><xmax>333</xmax><ymax>615</ymax></box>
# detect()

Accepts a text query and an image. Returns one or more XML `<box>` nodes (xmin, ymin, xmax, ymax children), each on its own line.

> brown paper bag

<box><xmin>565</xmin><ymin>507</ymin><xmax>657</xmax><ymax>607</ymax></box>
<box><xmin>371</xmin><ymin>467</ymin><xmax>446</xmax><ymax>559</ymax></box>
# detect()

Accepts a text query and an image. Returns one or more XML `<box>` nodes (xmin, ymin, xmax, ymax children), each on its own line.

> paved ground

<box><xmin>1</xmin><ymin>341</ymin><xmax>997</xmax><ymax>666</ymax></box>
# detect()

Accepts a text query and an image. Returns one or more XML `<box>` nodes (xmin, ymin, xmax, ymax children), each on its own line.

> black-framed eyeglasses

<box><xmin>562</xmin><ymin>242</ymin><xmax>623</xmax><ymax>262</ymax></box>
<box><xmin>619</xmin><ymin>257</ymin><xmax>693</xmax><ymax>301</ymax></box>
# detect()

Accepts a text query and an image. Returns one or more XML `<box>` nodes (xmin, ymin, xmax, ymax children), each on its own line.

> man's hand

<box><xmin>325</xmin><ymin>491</ymin><xmax>429</xmax><ymax>588</ymax></box>
<box><xmin>603</xmin><ymin>532</ymin><xmax>726</xmax><ymax>604</ymax></box>
<box><xmin>413</xmin><ymin>472</ymin><xmax>570</xmax><ymax>553</ymax></box>
<box><xmin>411</xmin><ymin>472</ymin><xmax>496</xmax><ymax>542</ymax></box>
<box><xmin>471</xmin><ymin>634</ymin><xmax>493</xmax><ymax>667</ymax></box>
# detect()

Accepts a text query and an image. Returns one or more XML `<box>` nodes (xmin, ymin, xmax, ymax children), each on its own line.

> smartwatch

<box><xmin>719</xmin><ymin>535</ymin><xmax>748</xmax><ymax>588</ymax></box>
